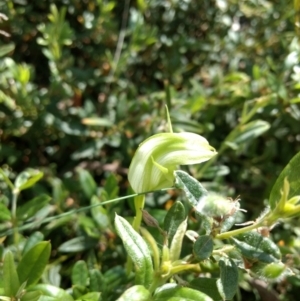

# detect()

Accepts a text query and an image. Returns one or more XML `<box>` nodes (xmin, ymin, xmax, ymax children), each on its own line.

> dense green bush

<box><xmin>1</xmin><ymin>0</ymin><xmax>300</xmax><ymax>300</ymax></box>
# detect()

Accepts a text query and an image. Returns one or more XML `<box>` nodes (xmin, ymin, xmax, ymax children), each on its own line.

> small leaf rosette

<box><xmin>128</xmin><ymin>132</ymin><xmax>217</xmax><ymax>193</ymax></box>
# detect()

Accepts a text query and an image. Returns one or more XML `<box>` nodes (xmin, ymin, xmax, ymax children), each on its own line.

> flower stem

<box><xmin>132</xmin><ymin>194</ymin><xmax>145</xmax><ymax>231</ymax></box>
<box><xmin>11</xmin><ymin>189</ymin><xmax>20</xmax><ymax>254</ymax></box>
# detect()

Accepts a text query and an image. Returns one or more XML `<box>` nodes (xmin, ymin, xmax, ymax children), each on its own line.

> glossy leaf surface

<box><xmin>3</xmin><ymin>251</ymin><xmax>20</xmax><ymax>297</ymax></box>
<box><xmin>17</xmin><ymin>241</ymin><xmax>51</xmax><ymax>286</ymax></box>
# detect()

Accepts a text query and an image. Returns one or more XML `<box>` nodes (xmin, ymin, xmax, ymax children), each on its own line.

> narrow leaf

<box><xmin>0</xmin><ymin>203</ymin><xmax>11</xmax><ymax>221</ymax></box>
<box><xmin>77</xmin><ymin>168</ymin><xmax>97</xmax><ymax>199</ymax></box>
<box><xmin>163</xmin><ymin>201</ymin><xmax>186</xmax><ymax>243</ymax></box>
<box><xmin>58</xmin><ymin>236</ymin><xmax>98</xmax><ymax>253</ymax></box>
<box><xmin>16</xmin><ymin>194</ymin><xmax>51</xmax><ymax>221</ymax></box>
<box><xmin>3</xmin><ymin>251</ymin><xmax>20</xmax><ymax>297</ymax></box>
<box><xmin>114</xmin><ymin>214</ymin><xmax>153</xmax><ymax>288</ymax></box>
<box><xmin>225</xmin><ymin>120</ymin><xmax>270</xmax><ymax>149</ymax></box>
<box><xmin>81</xmin><ymin>117</ymin><xmax>113</xmax><ymax>127</ymax></box>
<box><xmin>269</xmin><ymin>151</ymin><xmax>300</xmax><ymax>209</ymax></box>
<box><xmin>169</xmin><ymin>219</ymin><xmax>187</xmax><ymax>262</ymax></box>
<box><xmin>91</xmin><ymin>195</ymin><xmax>110</xmax><ymax>230</ymax></box>
<box><xmin>17</xmin><ymin>241</ymin><xmax>51</xmax><ymax>286</ymax></box>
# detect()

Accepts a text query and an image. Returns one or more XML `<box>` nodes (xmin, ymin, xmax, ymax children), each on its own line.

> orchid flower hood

<box><xmin>128</xmin><ymin>132</ymin><xmax>217</xmax><ymax>193</ymax></box>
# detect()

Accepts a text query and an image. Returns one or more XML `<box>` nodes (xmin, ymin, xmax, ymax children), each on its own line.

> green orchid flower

<box><xmin>128</xmin><ymin>132</ymin><xmax>217</xmax><ymax>194</ymax></box>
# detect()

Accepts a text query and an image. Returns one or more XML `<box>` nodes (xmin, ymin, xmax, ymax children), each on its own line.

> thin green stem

<box><xmin>11</xmin><ymin>189</ymin><xmax>20</xmax><ymax>254</ymax></box>
<box><xmin>1</xmin><ymin>188</ymin><xmax>173</xmax><ymax>237</ymax></box>
<box><xmin>170</xmin><ymin>263</ymin><xmax>200</xmax><ymax>275</ymax></box>
<box><xmin>140</xmin><ymin>227</ymin><xmax>160</xmax><ymax>271</ymax></box>
<box><xmin>216</xmin><ymin>221</ymin><xmax>263</xmax><ymax>240</ymax></box>
<box><xmin>149</xmin><ymin>273</ymin><xmax>168</xmax><ymax>294</ymax></box>
<box><xmin>132</xmin><ymin>194</ymin><xmax>145</xmax><ymax>231</ymax></box>
<box><xmin>11</xmin><ymin>190</ymin><xmax>18</xmax><ymax>220</ymax></box>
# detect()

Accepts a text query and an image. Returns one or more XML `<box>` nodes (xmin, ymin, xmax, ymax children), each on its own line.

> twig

<box><xmin>108</xmin><ymin>0</ymin><xmax>130</xmax><ymax>82</ymax></box>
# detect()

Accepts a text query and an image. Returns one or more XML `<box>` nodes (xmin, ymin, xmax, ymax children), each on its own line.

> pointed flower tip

<box><xmin>128</xmin><ymin>132</ymin><xmax>216</xmax><ymax>193</ymax></box>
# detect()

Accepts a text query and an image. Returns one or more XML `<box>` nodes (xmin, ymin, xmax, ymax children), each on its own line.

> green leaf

<box><xmin>77</xmin><ymin>168</ymin><xmax>97</xmax><ymax>200</ymax></box>
<box><xmin>76</xmin><ymin>292</ymin><xmax>101</xmax><ymax>301</ymax></box>
<box><xmin>17</xmin><ymin>241</ymin><xmax>51</xmax><ymax>286</ymax></box>
<box><xmin>217</xmin><ymin>258</ymin><xmax>239</xmax><ymax>301</ymax></box>
<box><xmin>114</xmin><ymin>214</ymin><xmax>153</xmax><ymax>288</ymax></box>
<box><xmin>72</xmin><ymin>261</ymin><xmax>89</xmax><ymax>287</ymax></box>
<box><xmin>0</xmin><ymin>168</ymin><xmax>14</xmax><ymax>190</ymax></box>
<box><xmin>200</xmin><ymin>165</ymin><xmax>230</xmax><ymax>180</ymax></box>
<box><xmin>173</xmin><ymin>170</ymin><xmax>213</xmax><ymax>234</ymax></box>
<box><xmin>89</xmin><ymin>269</ymin><xmax>104</xmax><ymax>292</ymax></box>
<box><xmin>225</xmin><ymin>120</ymin><xmax>270</xmax><ymax>149</ymax></box>
<box><xmin>0</xmin><ymin>43</ymin><xmax>15</xmax><ymax>57</ymax></box>
<box><xmin>174</xmin><ymin>170</ymin><xmax>208</xmax><ymax>207</ymax></box>
<box><xmin>241</xmin><ymin>94</ymin><xmax>276</xmax><ymax>124</ymax></box>
<box><xmin>21</xmin><ymin>291</ymin><xmax>41</xmax><ymax>301</ymax></box>
<box><xmin>58</xmin><ymin>236</ymin><xmax>98</xmax><ymax>253</ymax></box>
<box><xmin>231</xmin><ymin>231</ymin><xmax>281</xmax><ymax>263</ymax></box>
<box><xmin>190</xmin><ymin>278</ymin><xmax>222</xmax><ymax>301</ymax></box>
<box><xmin>91</xmin><ymin>195</ymin><xmax>110</xmax><ymax>230</ymax></box>
<box><xmin>103</xmin><ymin>266</ymin><xmax>126</xmax><ymax>292</ymax></box>
<box><xmin>0</xmin><ymin>203</ymin><xmax>11</xmax><ymax>221</ymax></box>
<box><xmin>116</xmin><ymin>285</ymin><xmax>151</xmax><ymax>301</ymax></box>
<box><xmin>163</xmin><ymin>201</ymin><xmax>186</xmax><ymax>243</ymax></box>
<box><xmin>14</xmin><ymin>169</ymin><xmax>44</xmax><ymax>191</ymax></box>
<box><xmin>3</xmin><ymin>251</ymin><xmax>20</xmax><ymax>297</ymax></box>
<box><xmin>29</xmin><ymin>284</ymin><xmax>74</xmax><ymax>301</ymax></box>
<box><xmin>269</xmin><ymin>151</ymin><xmax>300</xmax><ymax>209</ymax></box>
<box><xmin>193</xmin><ymin>235</ymin><xmax>214</xmax><ymax>261</ymax></box>
<box><xmin>169</xmin><ymin>219</ymin><xmax>187</xmax><ymax>262</ymax></box>
<box><xmin>81</xmin><ymin>117</ymin><xmax>113</xmax><ymax>127</ymax></box>
<box><xmin>154</xmin><ymin>283</ymin><xmax>213</xmax><ymax>301</ymax></box>
<box><xmin>104</xmin><ymin>173</ymin><xmax>119</xmax><ymax>199</ymax></box>
<box><xmin>16</xmin><ymin>194</ymin><xmax>51</xmax><ymax>221</ymax></box>
<box><xmin>22</xmin><ymin>231</ymin><xmax>44</xmax><ymax>255</ymax></box>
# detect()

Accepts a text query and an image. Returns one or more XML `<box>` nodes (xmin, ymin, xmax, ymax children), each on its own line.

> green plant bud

<box><xmin>251</xmin><ymin>262</ymin><xmax>286</xmax><ymax>280</ymax></box>
<box><xmin>196</xmin><ymin>193</ymin><xmax>238</xmax><ymax>219</ymax></box>
<box><xmin>128</xmin><ymin>132</ymin><xmax>216</xmax><ymax>193</ymax></box>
